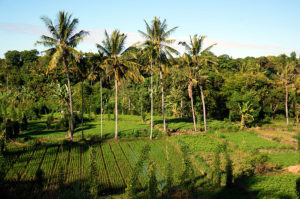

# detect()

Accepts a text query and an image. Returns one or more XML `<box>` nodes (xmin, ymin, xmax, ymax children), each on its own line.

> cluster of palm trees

<box><xmin>37</xmin><ymin>11</ymin><xmax>213</xmax><ymax>140</ymax></box>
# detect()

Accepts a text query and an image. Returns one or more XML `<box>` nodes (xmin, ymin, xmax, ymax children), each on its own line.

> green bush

<box><xmin>141</xmin><ymin>112</ymin><xmax>147</xmax><ymax>122</ymax></box>
<box><xmin>147</xmin><ymin>161</ymin><xmax>158</xmax><ymax>199</ymax></box>
<box><xmin>248</xmin><ymin>151</ymin><xmax>269</xmax><ymax>174</ymax></box>
<box><xmin>46</xmin><ymin>114</ymin><xmax>54</xmax><ymax>129</ymax></box>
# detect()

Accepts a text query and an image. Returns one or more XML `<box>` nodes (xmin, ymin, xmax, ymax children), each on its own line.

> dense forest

<box><xmin>0</xmin><ymin>11</ymin><xmax>300</xmax><ymax>199</ymax></box>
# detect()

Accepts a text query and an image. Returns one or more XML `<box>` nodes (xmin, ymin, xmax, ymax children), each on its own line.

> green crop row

<box><xmin>222</xmin><ymin>131</ymin><xmax>294</xmax><ymax>151</ymax></box>
<box><xmin>245</xmin><ymin>174</ymin><xmax>299</xmax><ymax>199</ymax></box>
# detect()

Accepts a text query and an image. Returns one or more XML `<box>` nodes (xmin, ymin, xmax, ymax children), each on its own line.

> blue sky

<box><xmin>0</xmin><ymin>0</ymin><xmax>299</xmax><ymax>58</ymax></box>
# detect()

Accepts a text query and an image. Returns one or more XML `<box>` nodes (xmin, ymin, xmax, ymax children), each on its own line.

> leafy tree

<box><xmin>139</xmin><ymin>40</ymin><xmax>159</xmax><ymax>139</ymax></box>
<box><xmin>179</xmin><ymin>35</ymin><xmax>216</xmax><ymax>131</ymax></box>
<box><xmin>239</xmin><ymin>101</ymin><xmax>254</xmax><ymax>130</ymax></box>
<box><xmin>139</xmin><ymin>17</ymin><xmax>178</xmax><ymax>133</ymax></box>
<box><xmin>97</xmin><ymin>30</ymin><xmax>142</xmax><ymax>140</ymax></box>
<box><xmin>275</xmin><ymin>54</ymin><xmax>297</xmax><ymax>125</ymax></box>
<box><xmin>36</xmin><ymin>11</ymin><xmax>88</xmax><ymax>140</ymax></box>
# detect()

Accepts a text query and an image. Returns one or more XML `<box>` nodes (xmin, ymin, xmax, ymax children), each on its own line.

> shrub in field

<box><xmin>56</xmin><ymin>114</ymin><xmax>69</xmax><ymax>130</ymax></box>
<box><xmin>248</xmin><ymin>151</ymin><xmax>269</xmax><ymax>174</ymax></box>
<box><xmin>46</xmin><ymin>114</ymin><xmax>54</xmax><ymax>129</ymax></box>
<box><xmin>126</xmin><ymin>144</ymin><xmax>151</xmax><ymax>197</ymax></box>
<box><xmin>147</xmin><ymin>161</ymin><xmax>158</xmax><ymax>199</ymax></box>
<box><xmin>141</xmin><ymin>112</ymin><xmax>147</xmax><ymax>122</ymax></box>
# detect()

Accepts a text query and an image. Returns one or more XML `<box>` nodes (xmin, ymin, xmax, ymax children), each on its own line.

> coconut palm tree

<box><xmin>95</xmin><ymin>52</ymin><xmax>106</xmax><ymax>138</ymax></box>
<box><xmin>97</xmin><ymin>30</ymin><xmax>142</xmax><ymax>140</ymax></box>
<box><xmin>179</xmin><ymin>35</ymin><xmax>216</xmax><ymax>131</ymax></box>
<box><xmin>139</xmin><ymin>17</ymin><xmax>178</xmax><ymax>133</ymax></box>
<box><xmin>139</xmin><ymin>40</ymin><xmax>159</xmax><ymax>139</ymax></box>
<box><xmin>36</xmin><ymin>11</ymin><xmax>88</xmax><ymax>140</ymax></box>
<box><xmin>180</xmin><ymin>53</ymin><xmax>197</xmax><ymax>131</ymax></box>
<box><xmin>76</xmin><ymin>55</ymin><xmax>88</xmax><ymax>139</ymax></box>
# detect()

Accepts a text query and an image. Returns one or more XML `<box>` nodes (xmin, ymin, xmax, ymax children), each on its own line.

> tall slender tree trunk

<box><xmin>240</xmin><ymin>115</ymin><xmax>245</xmax><ymax>130</ymax></box>
<box><xmin>100</xmin><ymin>77</ymin><xmax>103</xmax><ymax>138</ymax></box>
<box><xmin>285</xmin><ymin>82</ymin><xmax>289</xmax><ymax>125</ymax></box>
<box><xmin>81</xmin><ymin>79</ymin><xmax>84</xmax><ymax>139</ymax></box>
<box><xmin>150</xmin><ymin>60</ymin><xmax>154</xmax><ymax>140</ymax></box>
<box><xmin>180</xmin><ymin>97</ymin><xmax>183</xmax><ymax>118</ymax></box>
<box><xmin>200</xmin><ymin>85</ymin><xmax>207</xmax><ymax>131</ymax></box>
<box><xmin>114</xmin><ymin>74</ymin><xmax>118</xmax><ymax>140</ymax></box>
<box><xmin>159</xmin><ymin>68</ymin><xmax>166</xmax><ymax>133</ymax></box>
<box><xmin>188</xmin><ymin>81</ymin><xmax>197</xmax><ymax>131</ymax></box>
<box><xmin>128</xmin><ymin>98</ymin><xmax>131</xmax><ymax>114</ymax></box>
<box><xmin>63</xmin><ymin>57</ymin><xmax>74</xmax><ymax>140</ymax></box>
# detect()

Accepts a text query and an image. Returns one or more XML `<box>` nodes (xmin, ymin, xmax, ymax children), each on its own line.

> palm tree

<box><xmin>97</xmin><ymin>30</ymin><xmax>142</xmax><ymax>140</ymax></box>
<box><xmin>36</xmin><ymin>11</ymin><xmax>88</xmax><ymax>140</ymax></box>
<box><xmin>77</xmin><ymin>55</ymin><xmax>88</xmax><ymax>139</ymax></box>
<box><xmin>139</xmin><ymin>40</ymin><xmax>158</xmax><ymax>139</ymax></box>
<box><xmin>180</xmin><ymin>53</ymin><xmax>197</xmax><ymax>131</ymax></box>
<box><xmin>95</xmin><ymin>52</ymin><xmax>106</xmax><ymax>138</ymax></box>
<box><xmin>139</xmin><ymin>17</ymin><xmax>178</xmax><ymax>133</ymax></box>
<box><xmin>279</xmin><ymin>61</ymin><xmax>296</xmax><ymax>125</ymax></box>
<box><xmin>179</xmin><ymin>35</ymin><xmax>216</xmax><ymax>131</ymax></box>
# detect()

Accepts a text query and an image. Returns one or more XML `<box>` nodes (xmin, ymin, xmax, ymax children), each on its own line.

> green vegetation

<box><xmin>245</xmin><ymin>174</ymin><xmax>299</xmax><ymax>199</ymax></box>
<box><xmin>222</xmin><ymin>131</ymin><xmax>294</xmax><ymax>151</ymax></box>
<box><xmin>0</xmin><ymin>9</ymin><xmax>299</xmax><ymax>199</ymax></box>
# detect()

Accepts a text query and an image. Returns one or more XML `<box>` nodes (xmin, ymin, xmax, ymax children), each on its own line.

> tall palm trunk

<box><xmin>159</xmin><ymin>68</ymin><xmax>166</xmax><ymax>133</ymax></box>
<box><xmin>100</xmin><ymin>77</ymin><xmax>103</xmax><ymax>138</ymax></box>
<box><xmin>63</xmin><ymin>56</ymin><xmax>74</xmax><ymax>140</ymax></box>
<box><xmin>180</xmin><ymin>97</ymin><xmax>183</xmax><ymax>118</ymax></box>
<box><xmin>188</xmin><ymin>81</ymin><xmax>197</xmax><ymax>131</ymax></box>
<box><xmin>285</xmin><ymin>82</ymin><xmax>289</xmax><ymax>125</ymax></box>
<box><xmin>200</xmin><ymin>85</ymin><xmax>207</xmax><ymax>131</ymax></box>
<box><xmin>114</xmin><ymin>73</ymin><xmax>118</xmax><ymax>140</ymax></box>
<box><xmin>150</xmin><ymin>60</ymin><xmax>153</xmax><ymax>140</ymax></box>
<box><xmin>81</xmin><ymin>79</ymin><xmax>84</xmax><ymax>139</ymax></box>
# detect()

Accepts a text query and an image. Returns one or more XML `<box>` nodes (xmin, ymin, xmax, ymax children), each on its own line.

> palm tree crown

<box><xmin>37</xmin><ymin>11</ymin><xmax>89</xmax><ymax>68</ymax></box>
<box><xmin>97</xmin><ymin>30</ymin><xmax>142</xmax><ymax>140</ymax></box>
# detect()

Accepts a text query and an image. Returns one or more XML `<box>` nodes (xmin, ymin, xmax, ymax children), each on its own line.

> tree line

<box><xmin>0</xmin><ymin>11</ymin><xmax>299</xmax><ymax>141</ymax></box>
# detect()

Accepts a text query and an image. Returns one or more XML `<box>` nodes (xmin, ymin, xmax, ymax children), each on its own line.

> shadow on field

<box><xmin>154</xmin><ymin>118</ymin><xmax>193</xmax><ymax>130</ymax></box>
<box><xmin>19</xmin><ymin>120</ymin><xmax>96</xmax><ymax>140</ymax></box>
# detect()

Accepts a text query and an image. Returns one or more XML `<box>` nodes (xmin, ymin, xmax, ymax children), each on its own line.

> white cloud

<box><xmin>0</xmin><ymin>23</ymin><xmax>298</xmax><ymax>58</ymax></box>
